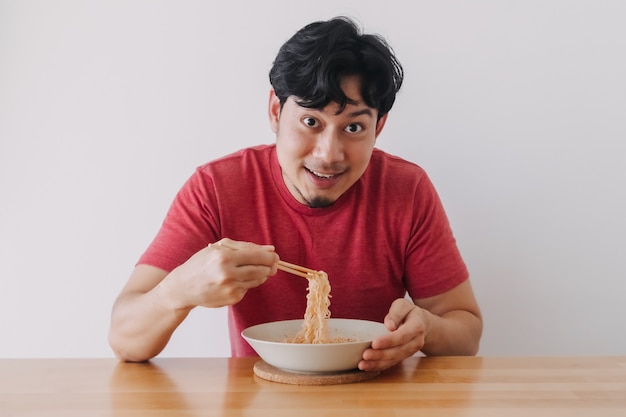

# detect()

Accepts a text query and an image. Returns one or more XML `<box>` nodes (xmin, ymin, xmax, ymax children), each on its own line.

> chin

<box><xmin>307</xmin><ymin>196</ymin><xmax>335</xmax><ymax>208</ymax></box>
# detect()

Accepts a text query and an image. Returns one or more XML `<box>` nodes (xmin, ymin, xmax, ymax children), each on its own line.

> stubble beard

<box><xmin>284</xmin><ymin>174</ymin><xmax>335</xmax><ymax>208</ymax></box>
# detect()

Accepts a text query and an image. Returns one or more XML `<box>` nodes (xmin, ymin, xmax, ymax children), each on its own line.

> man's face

<box><xmin>269</xmin><ymin>76</ymin><xmax>388</xmax><ymax>208</ymax></box>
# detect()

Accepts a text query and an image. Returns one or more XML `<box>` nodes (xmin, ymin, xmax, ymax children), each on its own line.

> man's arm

<box><xmin>359</xmin><ymin>280</ymin><xmax>482</xmax><ymax>371</ymax></box>
<box><xmin>108</xmin><ymin>241</ymin><xmax>278</xmax><ymax>362</ymax></box>
<box><xmin>416</xmin><ymin>280</ymin><xmax>483</xmax><ymax>356</ymax></box>
<box><xmin>108</xmin><ymin>264</ymin><xmax>190</xmax><ymax>362</ymax></box>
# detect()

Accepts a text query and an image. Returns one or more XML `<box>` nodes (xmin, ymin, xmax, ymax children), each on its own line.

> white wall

<box><xmin>1</xmin><ymin>0</ymin><xmax>624</xmax><ymax>358</ymax></box>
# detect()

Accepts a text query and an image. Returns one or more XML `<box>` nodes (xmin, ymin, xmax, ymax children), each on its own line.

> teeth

<box><xmin>310</xmin><ymin>170</ymin><xmax>334</xmax><ymax>179</ymax></box>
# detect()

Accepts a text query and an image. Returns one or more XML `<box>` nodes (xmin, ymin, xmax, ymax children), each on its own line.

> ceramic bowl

<box><xmin>241</xmin><ymin>318</ymin><xmax>388</xmax><ymax>373</ymax></box>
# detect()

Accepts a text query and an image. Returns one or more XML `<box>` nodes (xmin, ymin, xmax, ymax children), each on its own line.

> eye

<box><xmin>302</xmin><ymin>117</ymin><xmax>319</xmax><ymax>128</ymax></box>
<box><xmin>344</xmin><ymin>123</ymin><xmax>363</xmax><ymax>133</ymax></box>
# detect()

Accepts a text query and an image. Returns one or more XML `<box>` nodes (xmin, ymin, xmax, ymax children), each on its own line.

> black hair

<box><xmin>269</xmin><ymin>16</ymin><xmax>404</xmax><ymax>119</ymax></box>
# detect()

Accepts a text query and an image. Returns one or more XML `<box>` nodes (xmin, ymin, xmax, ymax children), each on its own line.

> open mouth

<box><xmin>305</xmin><ymin>167</ymin><xmax>338</xmax><ymax>180</ymax></box>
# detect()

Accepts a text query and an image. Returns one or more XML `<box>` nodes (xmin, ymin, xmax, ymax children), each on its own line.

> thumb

<box><xmin>383</xmin><ymin>298</ymin><xmax>416</xmax><ymax>331</ymax></box>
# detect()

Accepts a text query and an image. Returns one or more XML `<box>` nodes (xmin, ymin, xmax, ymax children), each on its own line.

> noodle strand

<box><xmin>290</xmin><ymin>271</ymin><xmax>331</xmax><ymax>344</ymax></box>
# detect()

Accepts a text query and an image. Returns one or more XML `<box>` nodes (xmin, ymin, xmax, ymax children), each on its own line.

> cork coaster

<box><xmin>252</xmin><ymin>360</ymin><xmax>380</xmax><ymax>385</ymax></box>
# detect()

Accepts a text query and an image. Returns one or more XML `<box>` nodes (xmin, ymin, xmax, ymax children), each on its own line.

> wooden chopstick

<box><xmin>213</xmin><ymin>241</ymin><xmax>315</xmax><ymax>279</ymax></box>
<box><xmin>277</xmin><ymin>260</ymin><xmax>318</xmax><ymax>275</ymax></box>
<box><xmin>276</xmin><ymin>262</ymin><xmax>311</xmax><ymax>279</ymax></box>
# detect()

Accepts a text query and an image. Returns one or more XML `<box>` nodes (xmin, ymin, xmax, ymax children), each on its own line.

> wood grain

<box><xmin>1</xmin><ymin>356</ymin><xmax>625</xmax><ymax>416</ymax></box>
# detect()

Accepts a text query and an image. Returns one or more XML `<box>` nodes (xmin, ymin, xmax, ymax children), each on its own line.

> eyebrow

<box><xmin>346</xmin><ymin>108</ymin><xmax>374</xmax><ymax>118</ymax></box>
<box><xmin>297</xmin><ymin>100</ymin><xmax>375</xmax><ymax>118</ymax></box>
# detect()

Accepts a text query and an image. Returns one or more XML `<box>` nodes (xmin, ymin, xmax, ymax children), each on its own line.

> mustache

<box><xmin>304</xmin><ymin>161</ymin><xmax>348</xmax><ymax>173</ymax></box>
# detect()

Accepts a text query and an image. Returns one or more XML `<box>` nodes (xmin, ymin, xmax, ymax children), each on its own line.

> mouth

<box><xmin>305</xmin><ymin>167</ymin><xmax>339</xmax><ymax>180</ymax></box>
<box><xmin>303</xmin><ymin>166</ymin><xmax>345</xmax><ymax>191</ymax></box>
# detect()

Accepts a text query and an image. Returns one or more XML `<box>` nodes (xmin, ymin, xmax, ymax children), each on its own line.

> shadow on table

<box><xmin>109</xmin><ymin>360</ymin><xmax>193</xmax><ymax>414</ymax></box>
<box><xmin>109</xmin><ymin>358</ymin><xmax>261</xmax><ymax>416</ymax></box>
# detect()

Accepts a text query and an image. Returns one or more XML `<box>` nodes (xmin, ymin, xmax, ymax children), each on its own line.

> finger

<box><xmin>359</xmin><ymin>335</ymin><xmax>422</xmax><ymax>372</ymax></box>
<box><xmin>372</xmin><ymin>330</ymin><xmax>422</xmax><ymax>355</ymax></box>
<box><xmin>216</xmin><ymin>238</ymin><xmax>275</xmax><ymax>252</ymax></box>
<box><xmin>358</xmin><ymin>346</ymin><xmax>405</xmax><ymax>371</ymax></box>
<box><xmin>358</xmin><ymin>358</ymin><xmax>397</xmax><ymax>372</ymax></box>
<box><xmin>210</xmin><ymin>240</ymin><xmax>278</xmax><ymax>268</ymax></box>
<box><xmin>233</xmin><ymin>250</ymin><xmax>279</xmax><ymax>271</ymax></box>
<box><xmin>370</xmin><ymin>325</ymin><xmax>419</xmax><ymax>351</ymax></box>
<box><xmin>232</xmin><ymin>265</ymin><xmax>275</xmax><ymax>287</ymax></box>
<box><xmin>384</xmin><ymin>298</ymin><xmax>417</xmax><ymax>331</ymax></box>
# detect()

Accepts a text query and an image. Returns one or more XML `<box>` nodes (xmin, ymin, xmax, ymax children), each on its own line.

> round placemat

<box><xmin>252</xmin><ymin>360</ymin><xmax>380</xmax><ymax>385</ymax></box>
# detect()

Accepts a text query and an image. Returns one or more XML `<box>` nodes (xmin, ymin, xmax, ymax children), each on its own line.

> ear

<box><xmin>268</xmin><ymin>89</ymin><xmax>281</xmax><ymax>134</ymax></box>
<box><xmin>374</xmin><ymin>113</ymin><xmax>389</xmax><ymax>139</ymax></box>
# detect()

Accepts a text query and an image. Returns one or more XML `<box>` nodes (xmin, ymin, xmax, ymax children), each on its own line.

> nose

<box><xmin>312</xmin><ymin>130</ymin><xmax>344</xmax><ymax>163</ymax></box>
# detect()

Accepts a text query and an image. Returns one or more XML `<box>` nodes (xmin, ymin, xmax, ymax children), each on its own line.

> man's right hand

<box><xmin>157</xmin><ymin>238</ymin><xmax>279</xmax><ymax>310</ymax></box>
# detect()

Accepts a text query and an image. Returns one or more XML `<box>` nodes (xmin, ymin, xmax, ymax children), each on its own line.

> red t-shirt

<box><xmin>138</xmin><ymin>145</ymin><xmax>468</xmax><ymax>356</ymax></box>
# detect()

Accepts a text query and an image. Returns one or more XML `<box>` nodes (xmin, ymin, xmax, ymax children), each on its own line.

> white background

<box><xmin>1</xmin><ymin>0</ymin><xmax>625</xmax><ymax>358</ymax></box>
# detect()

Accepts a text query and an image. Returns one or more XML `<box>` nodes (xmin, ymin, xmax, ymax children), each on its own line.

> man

<box><xmin>109</xmin><ymin>17</ymin><xmax>482</xmax><ymax>371</ymax></box>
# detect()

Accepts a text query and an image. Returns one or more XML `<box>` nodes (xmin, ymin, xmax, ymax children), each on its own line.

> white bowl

<box><xmin>241</xmin><ymin>318</ymin><xmax>388</xmax><ymax>373</ymax></box>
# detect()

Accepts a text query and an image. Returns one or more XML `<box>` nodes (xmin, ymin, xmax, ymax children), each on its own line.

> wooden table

<box><xmin>1</xmin><ymin>356</ymin><xmax>625</xmax><ymax>416</ymax></box>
